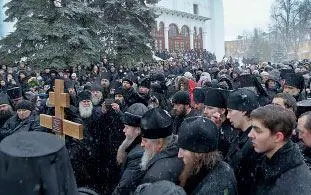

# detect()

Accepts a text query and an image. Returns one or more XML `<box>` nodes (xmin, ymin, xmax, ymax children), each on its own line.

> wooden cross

<box><xmin>40</xmin><ymin>79</ymin><xmax>83</xmax><ymax>140</ymax></box>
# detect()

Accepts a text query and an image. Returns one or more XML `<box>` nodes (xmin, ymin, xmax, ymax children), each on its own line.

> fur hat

<box><xmin>78</xmin><ymin>90</ymin><xmax>92</xmax><ymax>102</ymax></box>
<box><xmin>204</xmin><ymin>88</ymin><xmax>227</xmax><ymax>108</ymax></box>
<box><xmin>193</xmin><ymin>88</ymin><xmax>205</xmax><ymax>104</ymax></box>
<box><xmin>16</xmin><ymin>100</ymin><xmax>34</xmax><ymax>111</ymax></box>
<box><xmin>140</xmin><ymin>108</ymin><xmax>172</xmax><ymax>139</ymax></box>
<box><xmin>0</xmin><ymin>93</ymin><xmax>11</xmax><ymax>105</ymax></box>
<box><xmin>178</xmin><ymin>116</ymin><xmax>218</xmax><ymax>153</ymax></box>
<box><xmin>172</xmin><ymin>91</ymin><xmax>191</xmax><ymax>105</ymax></box>
<box><xmin>123</xmin><ymin>103</ymin><xmax>148</xmax><ymax>127</ymax></box>
<box><xmin>227</xmin><ymin>89</ymin><xmax>259</xmax><ymax>113</ymax></box>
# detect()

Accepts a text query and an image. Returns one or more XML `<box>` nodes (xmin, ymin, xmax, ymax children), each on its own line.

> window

<box><xmin>169</xmin><ymin>24</ymin><xmax>178</xmax><ymax>37</ymax></box>
<box><xmin>193</xmin><ymin>4</ymin><xmax>198</xmax><ymax>15</ymax></box>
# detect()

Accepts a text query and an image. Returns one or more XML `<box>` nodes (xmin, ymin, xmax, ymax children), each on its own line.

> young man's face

<box><xmin>272</xmin><ymin>97</ymin><xmax>285</xmax><ymax>108</ymax></box>
<box><xmin>249</xmin><ymin>118</ymin><xmax>276</xmax><ymax>156</ymax></box>
<box><xmin>122</xmin><ymin>81</ymin><xmax>131</xmax><ymax>89</ymax></box>
<box><xmin>204</xmin><ymin>106</ymin><xmax>223</xmax><ymax>119</ymax></box>
<box><xmin>298</xmin><ymin>116</ymin><xmax>311</xmax><ymax>147</ymax></box>
<box><xmin>227</xmin><ymin>109</ymin><xmax>246</xmax><ymax>129</ymax></box>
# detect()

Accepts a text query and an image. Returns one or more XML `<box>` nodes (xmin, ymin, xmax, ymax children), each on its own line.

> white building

<box><xmin>152</xmin><ymin>0</ymin><xmax>224</xmax><ymax>60</ymax></box>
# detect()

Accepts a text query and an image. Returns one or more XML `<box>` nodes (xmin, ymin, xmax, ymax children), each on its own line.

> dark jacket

<box><xmin>219</xmin><ymin>120</ymin><xmax>239</xmax><ymax>156</ymax></box>
<box><xmin>302</xmin><ymin>146</ymin><xmax>311</xmax><ymax>169</ymax></box>
<box><xmin>0</xmin><ymin>111</ymin><xmax>44</xmax><ymax>141</ymax></box>
<box><xmin>122</xmin><ymin>87</ymin><xmax>140</xmax><ymax>108</ymax></box>
<box><xmin>140</xmin><ymin>135</ymin><xmax>184</xmax><ymax>185</ymax></box>
<box><xmin>187</xmin><ymin>161</ymin><xmax>238</xmax><ymax>195</ymax></box>
<box><xmin>225</xmin><ymin>126</ymin><xmax>260</xmax><ymax>195</ymax></box>
<box><xmin>254</xmin><ymin>141</ymin><xmax>311</xmax><ymax>194</ymax></box>
<box><xmin>113</xmin><ymin>136</ymin><xmax>144</xmax><ymax>195</ymax></box>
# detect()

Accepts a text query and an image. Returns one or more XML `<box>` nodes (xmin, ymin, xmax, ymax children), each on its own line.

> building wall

<box><xmin>155</xmin><ymin>0</ymin><xmax>225</xmax><ymax>61</ymax></box>
<box><xmin>225</xmin><ymin>39</ymin><xmax>250</xmax><ymax>59</ymax></box>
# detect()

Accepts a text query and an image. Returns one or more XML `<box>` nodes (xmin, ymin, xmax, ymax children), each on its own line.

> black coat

<box><xmin>218</xmin><ymin>120</ymin><xmax>239</xmax><ymax>156</ymax></box>
<box><xmin>0</xmin><ymin>112</ymin><xmax>45</xmax><ymax>141</ymax></box>
<box><xmin>113</xmin><ymin>136</ymin><xmax>144</xmax><ymax>195</ymax></box>
<box><xmin>187</xmin><ymin>161</ymin><xmax>238</xmax><ymax>195</ymax></box>
<box><xmin>122</xmin><ymin>87</ymin><xmax>140</xmax><ymax>108</ymax></box>
<box><xmin>225</xmin><ymin>126</ymin><xmax>260</xmax><ymax>195</ymax></box>
<box><xmin>140</xmin><ymin>136</ymin><xmax>184</xmax><ymax>185</ymax></box>
<box><xmin>302</xmin><ymin>146</ymin><xmax>311</xmax><ymax>169</ymax></box>
<box><xmin>92</xmin><ymin>109</ymin><xmax>125</xmax><ymax>194</ymax></box>
<box><xmin>254</xmin><ymin>141</ymin><xmax>311</xmax><ymax>194</ymax></box>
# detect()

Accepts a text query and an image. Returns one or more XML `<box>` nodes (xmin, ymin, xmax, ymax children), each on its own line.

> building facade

<box><xmin>225</xmin><ymin>39</ymin><xmax>250</xmax><ymax>59</ymax></box>
<box><xmin>152</xmin><ymin>0</ymin><xmax>224</xmax><ymax>60</ymax></box>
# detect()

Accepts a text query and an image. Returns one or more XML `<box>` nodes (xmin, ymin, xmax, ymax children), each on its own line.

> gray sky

<box><xmin>223</xmin><ymin>0</ymin><xmax>274</xmax><ymax>41</ymax></box>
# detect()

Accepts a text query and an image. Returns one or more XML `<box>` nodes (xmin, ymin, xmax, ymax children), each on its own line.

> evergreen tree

<box><xmin>94</xmin><ymin>0</ymin><xmax>159</xmax><ymax>66</ymax></box>
<box><xmin>0</xmin><ymin>0</ymin><xmax>159</xmax><ymax>68</ymax></box>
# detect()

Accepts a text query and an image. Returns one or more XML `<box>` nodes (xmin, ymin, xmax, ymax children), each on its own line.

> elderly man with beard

<box><xmin>90</xmin><ymin>84</ymin><xmax>104</xmax><ymax>109</ymax></box>
<box><xmin>139</xmin><ymin>107</ymin><xmax>184</xmax><ymax>185</ymax></box>
<box><xmin>113</xmin><ymin>103</ymin><xmax>149</xmax><ymax>194</ymax></box>
<box><xmin>72</xmin><ymin>90</ymin><xmax>103</xmax><ymax>191</ymax></box>
<box><xmin>177</xmin><ymin>116</ymin><xmax>237</xmax><ymax>194</ymax></box>
<box><xmin>0</xmin><ymin>94</ymin><xmax>14</xmax><ymax>127</ymax></box>
<box><xmin>171</xmin><ymin>91</ymin><xmax>200</xmax><ymax>134</ymax></box>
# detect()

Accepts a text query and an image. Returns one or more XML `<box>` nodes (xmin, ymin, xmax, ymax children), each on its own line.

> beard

<box><xmin>116</xmin><ymin>137</ymin><xmax>136</xmax><ymax>165</ymax></box>
<box><xmin>179</xmin><ymin>157</ymin><xmax>196</xmax><ymax>187</ymax></box>
<box><xmin>79</xmin><ymin>102</ymin><xmax>93</xmax><ymax>118</ymax></box>
<box><xmin>179</xmin><ymin>153</ymin><xmax>203</xmax><ymax>187</ymax></box>
<box><xmin>140</xmin><ymin>146</ymin><xmax>156</xmax><ymax>171</ymax></box>
<box><xmin>91</xmin><ymin>92</ymin><xmax>103</xmax><ymax>106</ymax></box>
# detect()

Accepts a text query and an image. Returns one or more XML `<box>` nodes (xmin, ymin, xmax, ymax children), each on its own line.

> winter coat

<box><xmin>91</xmin><ymin>109</ymin><xmax>125</xmax><ymax>194</ymax></box>
<box><xmin>302</xmin><ymin>146</ymin><xmax>311</xmax><ymax>170</ymax></box>
<box><xmin>0</xmin><ymin>111</ymin><xmax>45</xmax><ymax>141</ymax></box>
<box><xmin>122</xmin><ymin>87</ymin><xmax>140</xmax><ymax>108</ymax></box>
<box><xmin>218</xmin><ymin>120</ymin><xmax>239</xmax><ymax>156</ymax></box>
<box><xmin>225</xmin><ymin>126</ymin><xmax>260</xmax><ymax>195</ymax></box>
<box><xmin>0</xmin><ymin>112</ymin><xmax>14</xmax><ymax>128</ymax></box>
<box><xmin>186</xmin><ymin>161</ymin><xmax>238</xmax><ymax>195</ymax></box>
<box><xmin>140</xmin><ymin>135</ymin><xmax>184</xmax><ymax>185</ymax></box>
<box><xmin>113</xmin><ymin>136</ymin><xmax>144</xmax><ymax>195</ymax></box>
<box><xmin>254</xmin><ymin>141</ymin><xmax>311</xmax><ymax>195</ymax></box>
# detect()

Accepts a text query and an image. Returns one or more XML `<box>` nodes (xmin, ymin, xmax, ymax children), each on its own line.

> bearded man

<box><xmin>113</xmin><ymin>103</ymin><xmax>148</xmax><ymax>194</ymax></box>
<box><xmin>177</xmin><ymin>116</ymin><xmax>237</xmax><ymax>194</ymax></box>
<box><xmin>171</xmin><ymin>91</ymin><xmax>200</xmax><ymax>134</ymax></box>
<box><xmin>137</xmin><ymin>78</ymin><xmax>151</xmax><ymax>106</ymax></box>
<box><xmin>90</xmin><ymin>84</ymin><xmax>104</xmax><ymax>109</ymax></box>
<box><xmin>139</xmin><ymin>107</ymin><xmax>183</xmax><ymax>185</ymax></box>
<box><xmin>0</xmin><ymin>94</ymin><xmax>14</xmax><ymax>127</ymax></box>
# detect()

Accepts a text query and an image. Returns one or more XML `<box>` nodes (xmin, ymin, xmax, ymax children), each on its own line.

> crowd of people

<box><xmin>1</xmin><ymin>49</ymin><xmax>311</xmax><ymax>194</ymax></box>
